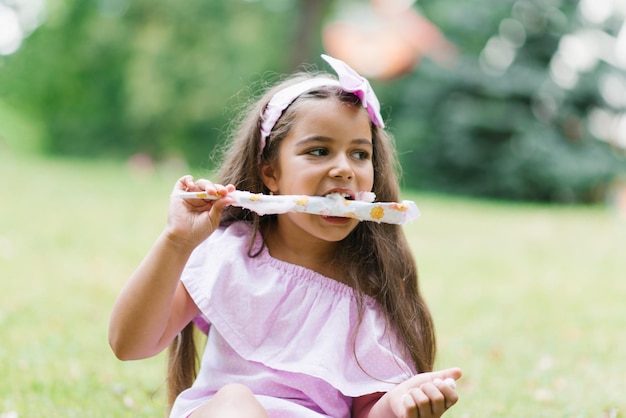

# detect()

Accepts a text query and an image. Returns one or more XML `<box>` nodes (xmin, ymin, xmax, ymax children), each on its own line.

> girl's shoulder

<box><xmin>186</xmin><ymin>220</ymin><xmax>359</xmax><ymax>299</ymax></box>
<box><xmin>188</xmin><ymin>221</ymin><xmax>258</xmax><ymax>264</ymax></box>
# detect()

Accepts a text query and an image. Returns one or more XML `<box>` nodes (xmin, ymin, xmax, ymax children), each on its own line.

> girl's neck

<box><xmin>262</xmin><ymin>223</ymin><xmax>347</xmax><ymax>284</ymax></box>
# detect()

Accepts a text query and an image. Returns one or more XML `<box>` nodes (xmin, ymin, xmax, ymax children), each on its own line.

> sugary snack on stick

<box><xmin>178</xmin><ymin>190</ymin><xmax>420</xmax><ymax>225</ymax></box>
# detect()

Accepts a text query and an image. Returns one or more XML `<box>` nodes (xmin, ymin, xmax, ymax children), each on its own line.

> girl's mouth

<box><xmin>323</xmin><ymin>191</ymin><xmax>375</xmax><ymax>202</ymax></box>
<box><xmin>321</xmin><ymin>215</ymin><xmax>353</xmax><ymax>224</ymax></box>
<box><xmin>324</xmin><ymin>192</ymin><xmax>354</xmax><ymax>200</ymax></box>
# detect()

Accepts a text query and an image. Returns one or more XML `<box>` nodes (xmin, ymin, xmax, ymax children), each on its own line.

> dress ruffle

<box><xmin>178</xmin><ymin>222</ymin><xmax>416</xmax><ymax>414</ymax></box>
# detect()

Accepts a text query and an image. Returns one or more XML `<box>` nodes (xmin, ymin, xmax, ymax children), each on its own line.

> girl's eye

<box><xmin>308</xmin><ymin>148</ymin><xmax>328</xmax><ymax>156</ymax></box>
<box><xmin>353</xmin><ymin>150</ymin><xmax>370</xmax><ymax>160</ymax></box>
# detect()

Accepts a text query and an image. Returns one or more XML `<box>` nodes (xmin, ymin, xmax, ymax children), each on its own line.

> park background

<box><xmin>1</xmin><ymin>0</ymin><xmax>625</xmax><ymax>416</ymax></box>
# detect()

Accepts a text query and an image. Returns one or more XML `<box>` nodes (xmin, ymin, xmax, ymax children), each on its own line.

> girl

<box><xmin>109</xmin><ymin>54</ymin><xmax>462</xmax><ymax>418</ymax></box>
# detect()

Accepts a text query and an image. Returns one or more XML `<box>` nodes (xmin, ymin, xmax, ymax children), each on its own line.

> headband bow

<box><xmin>259</xmin><ymin>54</ymin><xmax>385</xmax><ymax>155</ymax></box>
<box><xmin>320</xmin><ymin>54</ymin><xmax>385</xmax><ymax>129</ymax></box>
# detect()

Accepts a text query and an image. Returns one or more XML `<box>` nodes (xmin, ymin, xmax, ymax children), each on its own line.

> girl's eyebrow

<box><xmin>294</xmin><ymin>135</ymin><xmax>373</xmax><ymax>147</ymax></box>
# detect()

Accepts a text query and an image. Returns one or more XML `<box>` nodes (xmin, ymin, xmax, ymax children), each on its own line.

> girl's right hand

<box><xmin>165</xmin><ymin>175</ymin><xmax>236</xmax><ymax>249</ymax></box>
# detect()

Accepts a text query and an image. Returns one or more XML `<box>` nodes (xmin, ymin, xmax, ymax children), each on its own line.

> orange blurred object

<box><xmin>322</xmin><ymin>0</ymin><xmax>456</xmax><ymax>80</ymax></box>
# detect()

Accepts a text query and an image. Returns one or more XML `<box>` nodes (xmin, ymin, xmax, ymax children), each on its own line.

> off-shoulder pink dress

<box><xmin>169</xmin><ymin>222</ymin><xmax>416</xmax><ymax>418</ymax></box>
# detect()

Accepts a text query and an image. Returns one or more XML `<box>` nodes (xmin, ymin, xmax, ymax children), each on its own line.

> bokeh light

<box><xmin>322</xmin><ymin>0</ymin><xmax>456</xmax><ymax>80</ymax></box>
<box><xmin>0</xmin><ymin>0</ymin><xmax>45</xmax><ymax>56</ymax></box>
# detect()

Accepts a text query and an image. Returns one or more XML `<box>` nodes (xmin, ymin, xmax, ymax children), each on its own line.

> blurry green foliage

<box><xmin>0</xmin><ymin>0</ymin><xmax>624</xmax><ymax>202</ymax></box>
<box><xmin>386</xmin><ymin>0</ymin><xmax>625</xmax><ymax>202</ymax></box>
<box><xmin>0</xmin><ymin>0</ymin><xmax>304</xmax><ymax>165</ymax></box>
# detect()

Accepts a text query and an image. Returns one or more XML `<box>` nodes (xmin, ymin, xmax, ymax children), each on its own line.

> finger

<box><xmin>183</xmin><ymin>197</ymin><xmax>214</xmax><ymax>210</ymax></box>
<box><xmin>434</xmin><ymin>378</ymin><xmax>459</xmax><ymax>410</ymax></box>
<box><xmin>176</xmin><ymin>175</ymin><xmax>196</xmax><ymax>192</ymax></box>
<box><xmin>401</xmin><ymin>393</ymin><xmax>417</xmax><ymax>418</ymax></box>
<box><xmin>432</xmin><ymin>367</ymin><xmax>462</xmax><ymax>382</ymax></box>
<box><xmin>407</xmin><ymin>388</ymin><xmax>430</xmax><ymax>418</ymax></box>
<box><xmin>443</xmin><ymin>378</ymin><xmax>456</xmax><ymax>390</ymax></box>
<box><xmin>204</xmin><ymin>184</ymin><xmax>235</xmax><ymax>209</ymax></box>
<box><xmin>213</xmin><ymin>183</ymin><xmax>233</xmax><ymax>197</ymax></box>
<box><xmin>174</xmin><ymin>177</ymin><xmax>211</xmax><ymax>209</ymax></box>
<box><xmin>175</xmin><ymin>176</ymin><xmax>216</xmax><ymax>201</ymax></box>
<box><xmin>401</xmin><ymin>368</ymin><xmax>462</xmax><ymax>395</ymax></box>
<box><xmin>195</xmin><ymin>178</ymin><xmax>218</xmax><ymax>195</ymax></box>
<box><xmin>420</xmin><ymin>382</ymin><xmax>446</xmax><ymax>416</ymax></box>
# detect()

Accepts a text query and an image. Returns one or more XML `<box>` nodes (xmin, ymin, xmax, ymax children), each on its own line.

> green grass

<box><xmin>1</xmin><ymin>151</ymin><xmax>624</xmax><ymax>417</ymax></box>
<box><xmin>406</xmin><ymin>196</ymin><xmax>626</xmax><ymax>417</ymax></box>
<box><xmin>0</xmin><ymin>100</ymin><xmax>45</xmax><ymax>154</ymax></box>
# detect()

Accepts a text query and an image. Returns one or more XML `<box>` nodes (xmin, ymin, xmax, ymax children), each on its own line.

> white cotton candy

<box><xmin>179</xmin><ymin>190</ymin><xmax>420</xmax><ymax>225</ymax></box>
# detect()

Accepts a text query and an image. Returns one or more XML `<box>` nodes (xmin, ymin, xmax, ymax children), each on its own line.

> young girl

<box><xmin>109</xmin><ymin>54</ymin><xmax>462</xmax><ymax>418</ymax></box>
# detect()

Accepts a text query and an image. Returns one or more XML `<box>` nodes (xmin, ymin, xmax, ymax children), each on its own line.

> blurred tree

<box><xmin>387</xmin><ymin>0</ymin><xmax>626</xmax><ymax>202</ymax></box>
<box><xmin>0</xmin><ymin>0</ymin><xmax>329</xmax><ymax>165</ymax></box>
<box><xmin>289</xmin><ymin>0</ymin><xmax>330</xmax><ymax>69</ymax></box>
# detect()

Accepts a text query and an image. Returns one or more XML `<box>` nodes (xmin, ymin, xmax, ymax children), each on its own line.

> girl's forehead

<box><xmin>289</xmin><ymin>98</ymin><xmax>372</xmax><ymax>137</ymax></box>
<box><xmin>295</xmin><ymin>95</ymin><xmax>368</xmax><ymax>119</ymax></box>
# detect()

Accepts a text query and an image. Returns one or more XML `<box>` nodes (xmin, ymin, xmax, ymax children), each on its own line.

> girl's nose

<box><xmin>328</xmin><ymin>154</ymin><xmax>354</xmax><ymax>179</ymax></box>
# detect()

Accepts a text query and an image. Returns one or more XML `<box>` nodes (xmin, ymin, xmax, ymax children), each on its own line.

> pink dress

<box><xmin>169</xmin><ymin>222</ymin><xmax>417</xmax><ymax>418</ymax></box>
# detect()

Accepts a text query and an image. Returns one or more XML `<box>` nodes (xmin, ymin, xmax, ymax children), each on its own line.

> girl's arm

<box><xmin>352</xmin><ymin>368</ymin><xmax>462</xmax><ymax>418</ymax></box>
<box><xmin>108</xmin><ymin>176</ymin><xmax>235</xmax><ymax>360</ymax></box>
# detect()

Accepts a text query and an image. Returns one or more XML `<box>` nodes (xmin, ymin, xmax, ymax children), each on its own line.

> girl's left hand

<box><xmin>377</xmin><ymin>368</ymin><xmax>462</xmax><ymax>418</ymax></box>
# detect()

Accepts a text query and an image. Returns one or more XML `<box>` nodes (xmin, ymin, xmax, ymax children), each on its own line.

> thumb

<box><xmin>403</xmin><ymin>367</ymin><xmax>462</xmax><ymax>390</ymax></box>
<box><xmin>431</xmin><ymin>367</ymin><xmax>462</xmax><ymax>382</ymax></box>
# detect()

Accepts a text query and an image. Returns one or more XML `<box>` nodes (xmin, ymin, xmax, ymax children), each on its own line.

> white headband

<box><xmin>259</xmin><ymin>54</ymin><xmax>385</xmax><ymax>156</ymax></box>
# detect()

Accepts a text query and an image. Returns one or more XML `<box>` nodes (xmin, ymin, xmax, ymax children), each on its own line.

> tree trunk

<box><xmin>288</xmin><ymin>0</ymin><xmax>330</xmax><ymax>70</ymax></box>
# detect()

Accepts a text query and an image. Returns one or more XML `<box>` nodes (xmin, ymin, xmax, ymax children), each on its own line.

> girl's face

<box><xmin>262</xmin><ymin>97</ymin><xmax>374</xmax><ymax>245</ymax></box>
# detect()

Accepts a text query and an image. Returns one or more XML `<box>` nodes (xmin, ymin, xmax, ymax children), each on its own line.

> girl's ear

<box><xmin>261</xmin><ymin>163</ymin><xmax>279</xmax><ymax>194</ymax></box>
